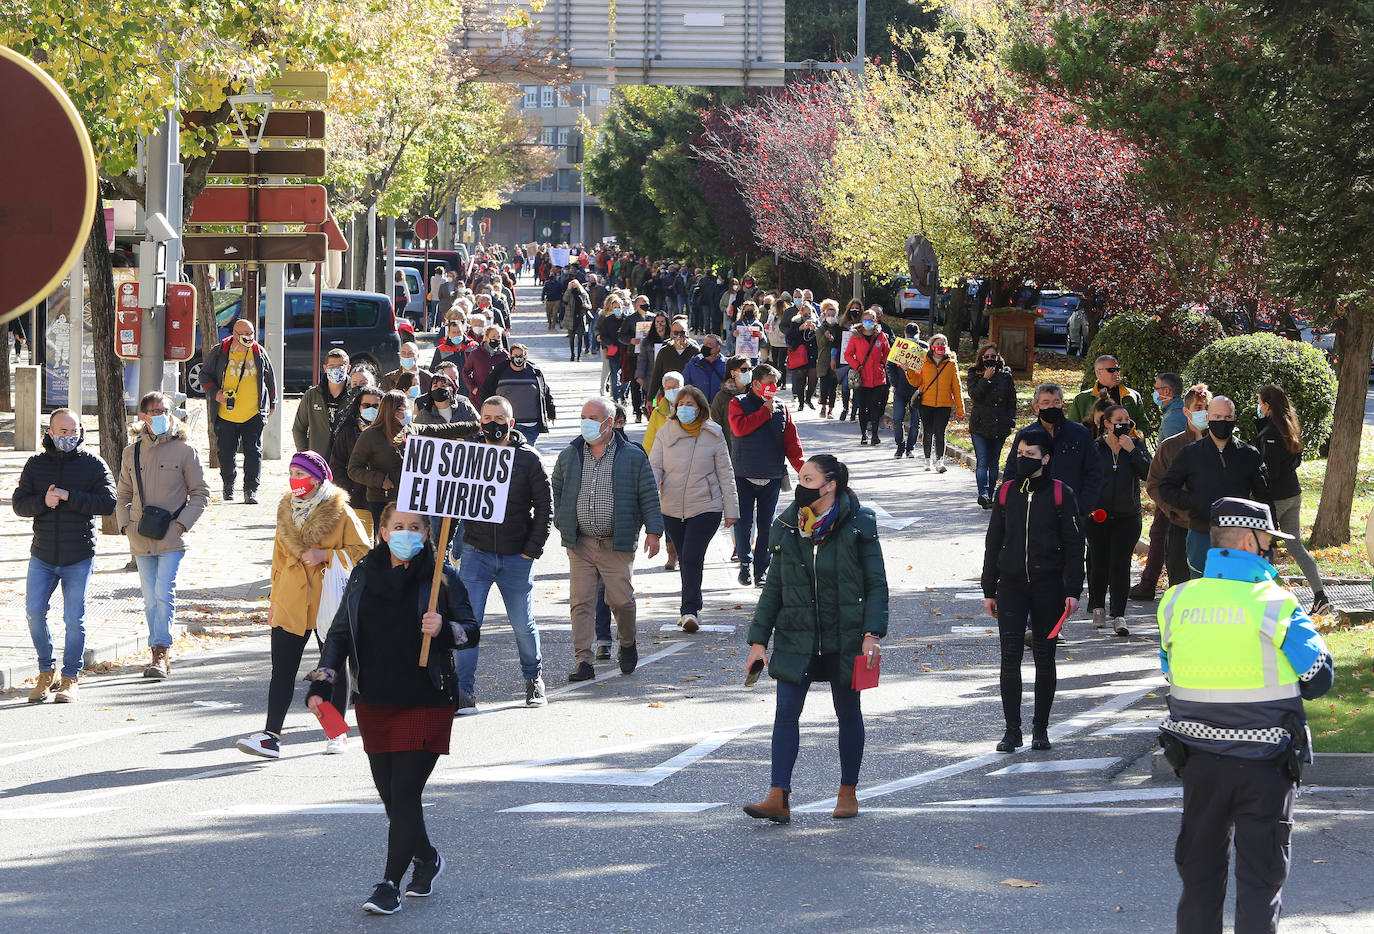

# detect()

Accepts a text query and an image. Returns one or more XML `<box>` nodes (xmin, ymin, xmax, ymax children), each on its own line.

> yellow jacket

<box><xmin>268</xmin><ymin>485</ymin><xmax>371</xmax><ymax>636</ymax></box>
<box><xmin>908</xmin><ymin>354</ymin><xmax>965</xmax><ymax>417</ymax></box>
<box><xmin>643</xmin><ymin>395</ymin><xmax>673</xmax><ymax>454</ymax></box>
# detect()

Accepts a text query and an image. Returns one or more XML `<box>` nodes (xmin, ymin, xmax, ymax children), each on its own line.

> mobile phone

<box><xmin>744</xmin><ymin>658</ymin><xmax>765</xmax><ymax>687</ymax></box>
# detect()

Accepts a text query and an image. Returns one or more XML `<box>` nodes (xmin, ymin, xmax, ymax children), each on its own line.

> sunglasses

<box><xmin>670</xmin><ymin>330</ymin><xmax>686</xmax><ymax>337</ymax></box>
<box><xmin>1101</xmin><ymin>367</ymin><xmax>1120</xmax><ymax>374</ymax></box>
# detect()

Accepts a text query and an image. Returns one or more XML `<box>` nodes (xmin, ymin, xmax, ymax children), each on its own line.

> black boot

<box><xmin>1031</xmin><ymin>727</ymin><xmax>1051</xmax><ymax>751</ymax></box>
<box><xmin>996</xmin><ymin>728</ymin><xmax>1023</xmax><ymax>753</ymax></box>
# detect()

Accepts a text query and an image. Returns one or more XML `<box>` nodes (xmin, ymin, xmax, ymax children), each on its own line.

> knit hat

<box><xmin>290</xmin><ymin>451</ymin><xmax>331</xmax><ymax>483</ymax></box>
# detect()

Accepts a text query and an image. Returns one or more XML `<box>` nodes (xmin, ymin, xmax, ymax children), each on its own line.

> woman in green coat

<box><xmin>743</xmin><ymin>455</ymin><xmax>888</xmax><ymax>824</ymax></box>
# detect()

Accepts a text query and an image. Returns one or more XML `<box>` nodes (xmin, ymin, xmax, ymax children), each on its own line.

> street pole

<box><xmin>852</xmin><ymin>0</ymin><xmax>866</xmax><ymax>306</ymax></box>
<box><xmin>385</xmin><ymin>216</ymin><xmax>397</xmax><ymax>308</ymax></box>
<box><xmin>365</xmin><ymin>203</ymin><xmax>377</xmax><ymax>293</ymax></box>
<box><xmin>579</xmin><ymin>85</ymin><xmax>588</xmax><ymax>245</ymax></box>
<box><xmin>263</xmin><ymin>141</ymin><xmax>285</xmax><ymax>460</ymax></box>
<box><xmin>68</xmin><ymin>252</ymin><xmax>83</xmax><ymax>413</ymax></box>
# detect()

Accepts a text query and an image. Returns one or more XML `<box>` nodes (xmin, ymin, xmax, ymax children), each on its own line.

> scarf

<box><xmin>678</xmin><ymin>411</ymin><xmax>704</xmax><ymax>436</ymax></box>
<box><xmin>798</xmin><ymin>503</ymin><xmax>837</xmax><ymax>544</ymax></box>
<box><xmin>291</xmin><ymin>481</ymin><xmax>332</xmax><ymax>527</ymax></box>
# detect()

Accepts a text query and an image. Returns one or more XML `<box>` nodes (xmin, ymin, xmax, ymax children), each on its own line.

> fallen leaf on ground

<box><xmin>648</xmin><ymin>701</ymin><xmax>666</xmax><ymax>707</ymax></box>
<box><xmin>998</xmin><ymin>879</ymin><xmax>1042</xmax><ymax>888</ymax></box>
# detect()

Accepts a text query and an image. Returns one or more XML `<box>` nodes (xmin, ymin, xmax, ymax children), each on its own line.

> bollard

<box><xmin>14</xmin><ymin>365</ymin><xmax>41</xmax><ymax>450</ymax></box>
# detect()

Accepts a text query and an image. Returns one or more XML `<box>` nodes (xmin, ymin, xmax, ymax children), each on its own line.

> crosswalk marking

<box><xmin>501</xmin><ymin>802</ymin><xmax>725</xmax><ymax>814</ymax></box>
<box><xmin>989</xmin><ymin>757</ymin><xmax>1123</xmax><ymax>776</ymax></box>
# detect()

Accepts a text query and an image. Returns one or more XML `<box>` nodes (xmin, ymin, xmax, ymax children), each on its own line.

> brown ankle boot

<box><xmin>832</xmin><ymin>785</ymin><xmax>859</xmax><ymax>819</ymax></box>
<box><xmin>743</xmin><ymin>787</ymin><xmax>790</xmax><ymax>824</ymax></box>
<box><xmin>27</xmin><ymin>669</ymin><xmax>58</xmax><ymax>704</ymax></box>
<box><xmin>144</xmin><ymin>646</ymin><xmax>170</xmax><ymax>680</ymax></box>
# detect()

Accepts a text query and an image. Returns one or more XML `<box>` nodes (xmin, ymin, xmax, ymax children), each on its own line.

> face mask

<box><xmin>431</xmin><ymin>388</ymin><xmax>450</xmax><ymax>404</ymax></box>
<box><xmin>53</xmin><ymin>434</ymin><xmax>80</xmax><ymax>453</ymax></box>
<box><xmin>736</xmin><ymin>370</ymin><xmax>751</xmax><ymax>385</ymax></box>
<box><xmin>1208</xmin><ymin>420</ymin><xmax>1235</xmax><ymax>441</ymax></box>
<box><xmin>759</xmin><ymin>384</ymin><xmax>778</xmax><ymax>402</ymax></box>
<box><xmin>1190</xmin><ymin>410</ymin><xmax>1208</xmax><ymax>430</ymax></box>
<box><xmin>400</xmin><ymin>356</ymin><xmax>416</xmax><ymax>370</ymax></box>
<box><xmin>326</xmin><ymin>367</ymin><xmax>347</xmax><ymax>384</ymax></box>
<box><xmin>150</xmin><ymin>414</ymin><xmax>171</xmax><ymax>436</ymax></box>
<box><xmin>580</xmin><ymin>418</ymin><xmax>607</xmax><ymax>443</ymax></box>
<box><xmin>1015</xmin><ymin>455</ymin><xmax>1044</xmax><ymax>479</ymax></box>
<box><xmin>932</xmin><ymin>345</ymin><xmax>946</xmax><ymax>356</ymax></box>
<box><xmin>676</xmin><ymin>405</ymin><xmax>698</xmax><ymax>424</ymax></box>
<box><xmin>1112</xmin><ymin>423</ymin><xmax>1132</xmax><ymax>437</ymax></box>
<box><xmin>794</xmin><ymin>484</ymin><xmax>823</xmax><ymax>510</ymax></box>
<box><xmin>825</xmin><ymin>316</ymin><xmax>837</xmax><ymax>325</ymax></box>
<box><xmin>482</xmin><ymin>420</ymin><xmax>509</xmax><ymax>442</ymax></box>
<box><xmin>664</xmin><ymin>387</ymin><xmax>680</xmax><ymax>404</ymax></box>
<box><xmin>289</xmin><ymin>477</ymin><xmax>316</xmax><ymax>498</ymax></box>
<box><xmin>360</xmin><ymin>406</ymin><xmax>378</xmax><ymax>423</ymax></box>
<box><xmin>1151</xmin><ymin>390</ymin><xmax>1163</xmax><ymax>407</ymax></box>
<box><xmin>387</xmin><ymin>529</ymin><xmax>426</xmax><ymax>562</ymax></box>
<box><xmin>1252</xmin><ymin>531</ymin><xmax>1277</xmax><ymax>564</ymax></box>
<box><xmin>400</xmin><ymin>412</ymin><xmax>412</xmax><ymax>427</ymax></box>
<box><xmin>1039</xmin><ymin>406</ymin><xmax>1065</xmax><ymax>425</ymax></box>
<box><xmin>237</xmin><ymin>334</ymin><xmax>253</xmax><ymax>347</ymax></box>
<box><xmin>511</xmin><ymin>356</ymin><xmax>526</xmax><ymax>367</ymax></box>
<box><xmin>862</xmin><ymin>320</ymin><xmax>876</xmax><ymax>331</ymax></box>
<box><xmin>703</xmin><ymin>345</ymin><xmax>717</xmax><ymax>357</ymax></box>
<box><xmin>488</xmin><ymin>339</ymin><xmax>501</xmax><ymax>349</ymax></box>
<box><xmin>407</xmin><ymin>385</ymin><xmax>421</xmax><ymax>399</ymax></box>
<box><xmin>1256</xmin><ymin>402</ymin><xmax>1266</xmax><ymax>419</ymax></box>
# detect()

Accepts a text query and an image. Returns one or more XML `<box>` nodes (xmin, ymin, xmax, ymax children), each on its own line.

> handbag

<box><xmin>315</xmin><ymin>549</ymin><xmax>354</xmax><ymax>634</ymax></box>
<box><xmin>786</xmin><ymin>343</ymin><xmax>809</xmax><ymax>370</ymax></box>
<box><xmin>133</xmin><ymin>443</ymin><xmax>186</xmax><ymax>541</ymax></box>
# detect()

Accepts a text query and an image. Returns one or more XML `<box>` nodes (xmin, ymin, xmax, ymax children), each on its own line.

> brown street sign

<box><xmin>189</xmin><ymin>185</ymin><xmax>329</xmax><ymax>225</ymax></box>
<box><xmin>183</xmin><ymin>109</ymin><xmax>325</xmax><ymax>140</ymax></box>
<box><xmin>183</xmin><ymin>232</ymin><xmax>327</xmax><ymax>264</ymax></box>
<box><xmin>210</xmin><ymin>148</ymin><xmax>326</xmax><ymax>178</ymax></box>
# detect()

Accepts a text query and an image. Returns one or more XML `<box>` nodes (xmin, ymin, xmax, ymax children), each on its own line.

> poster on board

<box><xmin>396</xmin><ymin>436</ymin><xmax>514</xmax><ymax>522</ymax></box>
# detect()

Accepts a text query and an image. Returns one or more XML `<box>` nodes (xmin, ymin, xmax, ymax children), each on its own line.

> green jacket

<box><xmin>748</xmin><ymin>490</ymin><xmax>889</xmax><ymax>684</ymax></box>
<box><xmin>1065</xmin><ymin>382</ymin><xmax>1146</xmax><ymax>431</ymax></box>
<box><xmin>551</xmin><ymin>436</ymin><xmax>664</xmax><ymax>552</ymax></box>
<box><xmin>292</xmin><ymin>383</ymin><xmax>351</xmax><ymax>456</ymax></box>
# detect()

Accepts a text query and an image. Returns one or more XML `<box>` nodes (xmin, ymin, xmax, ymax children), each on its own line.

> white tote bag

<box><xmin>315</xmin><ymin>551</ymin><xmax>354</xmax><ymax>636</ymax></box>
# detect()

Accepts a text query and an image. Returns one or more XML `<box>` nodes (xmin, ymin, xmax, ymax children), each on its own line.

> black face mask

<box><xmin>1039</xmin><ymin>407</ymin><xmax>1065</xmax><ymax>426</ymax></box>
<box><xmin>1251</xmin><ymin>531</ymin><xmax>1276</xmax><ymax>564</ymax></box>
<box><xmin>1015</xmin><ymin>456</ymin><xmax>1044</xmax><ymax>479</ymax></box>
<box><xmin>703</xmin><ymin>345</ymin><xmax>717</xmax><ymax>357</ymax></box>
<box><xmin>794</xmin><ymin>484</ymin><xmax>823</xmax><ymax>510</ymax></box>
<box><xmin>431</xmin><ymin>388</ymin><xmax>451</xmax><ymax>404</ymax></box>
<box><xmin>482</xmin><ymin>421</ymin><xmax>509</xmax><ymax>442</ymax></box>
<box><xmin>488</xmin><ymin>339</ymin><xmax>501</xmax><ymax>350</ymax></box>
<box><xmin>1112</xmin><ymin>422</ymin><xmax>1132</xmax><ymax>437</ymax></box>
<box><xmin>1208</xmin><ymin>420</ymin><xmax>1235</xmax><ymax>441</ymax></box>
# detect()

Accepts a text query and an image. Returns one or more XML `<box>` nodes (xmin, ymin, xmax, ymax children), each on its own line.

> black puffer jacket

<box><xmin>981</xmin><ymin>472</ymin><xmax>1085</xmax><ymax>598</ymax></box>
<box><xmin>967</xmin><ymin>362</ymin><xmax>1017</xmax><ymax>439</ymax></box>
<box><xmin>461</xmin><ymin>431</ymin><xmax>553</xmax><ymax>558</ymax></box>
<box><xmin>12</xmin><ymin>434</ymin><xmax>117</xmax><ymax>566</ymax></box>
<box><xmin>1159</xmin><ymin>435</ymin><xmax>1269</xmax><ymax>531</ymax></box>
<box><xmin>1091</xmin><ymin>437</ymin><xmax>1152</xmax><ymax>517</ymax></box>
<box><xmin>1254</xmin><ymin>417</ymin><xmax>1301</xmax><ymax>500</ymax></box>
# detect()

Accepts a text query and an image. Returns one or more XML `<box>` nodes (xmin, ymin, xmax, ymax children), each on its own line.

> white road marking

<box><xmin>1</xmin><ymin>762</ymin><xmax>261</xmax><ymax>816</ymax></box>
<box><xmin>988</xmin><ymin>757</ymin><xmax>1123</xmax><ymax>776</ymax></box>
<box><xmin>1092</xmin><ymin>719</ymin><xmax>1164</xmax><ymax>735</ymax></box>
<box><xmin>953</xmin><ymin>592</ymin><xmax>986</xmax><ymax>601</ymax></box>
<box><xmin>951</xmin><ymin>626</ymin><xmax>996</xmax><ymax>634</ymax></box>
<box><xmin>195</xmin><ymin>803</ymin><xmax>397</xmax><ymax>816</ymax></box>
<box><xmin>501</xmin><ymin>802</ymin><xmax>725</xmax><ymax>814</ymax></box>
<box><xmin>794</xmin><ymin>680</ymin><xmax>1163</xmax><ymax>813</ymax></box>
<box><xmin>0</xmin><ymin>807</ymin><xmax>120</xmax><ymax>820</ymax></box>
<box><xmin>858</xmin><ymin>806</ymin><xmax>1374</xmax><ymax>817</ymax></box>
<box><xmin>466</xmin><ymin>723</ymin><xmax>755</xmax><ymax>788</ymax></box>
<box><xmin>931</xmin><ymin>787</ymin><xmax>1183</xmax><ymax>807</ymax></box>
<box><xmin>657</xmin><ymin>624</ymin><xmax>735</xmax><ymax>633</ymax></box>
<box><xmin>191</xmin><ymin>700</ymin><xmax>241</xmax><ymax>709</ymax></box>
<box><xmin>473</xmin><ymin>642</ymin><xmax>692</xmax><ymax>715</ymax></box>
<box><xmin>0</xmin><ymin>725</ymin><xmax>149</xmax><ymax>751</ymax></box>
<box><xmin>0</xmin><ymin>725</ymin><xmax>148</xmax><ymax>768</ymax></box>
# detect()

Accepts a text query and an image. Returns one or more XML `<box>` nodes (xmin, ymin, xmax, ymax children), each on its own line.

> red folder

<box><xmin>313</xmin><ymin>701</ymin><xmax>350</xmax><ymax>739</ymax></box>
<box><xmin>852</xmin><ymin>654</ymin><xmax>880</xmax><ymax>691</ymax></box>
<box><xmin>1047</xmin><ymin>606</ymin><xmax>1072</xmax><ymax>640</ymax></box>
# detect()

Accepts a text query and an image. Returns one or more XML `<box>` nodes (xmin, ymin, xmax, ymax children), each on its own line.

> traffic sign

<box><xmin>415</xmin><ymin>216</ymin><xmax>439</xmax><ymax>241</ymax></box>
<box><xmin>189</xmin><ymin>185</ymin><xmax>328</xmax><ymax>225</ymax></box>
<box><xmin>182</xmin><ymin>233</ymin><xmax>327</xmax><ymax>264</ymax></box>
<box><xmin>182</xmin><ymin>109</ymin><xmax>325</xmax><ymax>140</ymax></box>
<box><xmin>309</xmin><ymin>211</ymin><xmax>348</xmax><ymax>251</ymax></box>
<box><xmin>209</xmin><ymin>148</ymin><xmax>326</xmax><ymax>178</ymax></box>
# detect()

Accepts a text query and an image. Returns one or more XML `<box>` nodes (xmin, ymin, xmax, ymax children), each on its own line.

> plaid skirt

<box><xmin>354</xmin><ymin>702</ymin><xmax>455</xmax><ymax>754</ymax></box>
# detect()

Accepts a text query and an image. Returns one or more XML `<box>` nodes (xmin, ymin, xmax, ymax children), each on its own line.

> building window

<box><xmin>557</xmin><ymin>168</ymin><xmax>581</xmax><ymax>192</ymax></box>
<box><xmin>541</xmin><ymin>126</ymin><xmax>556</xmax><ymax>146</ymax></box>
<box><xmin>540</xmin><ymin>174</ymin><xmax>555</xmax><ymax>192</ymax></box>
<box><xmin>540</xmin><ymin>86</ymin><xmax>555</xmax><ymax>108</ymax></box>
<box><xmin>597</xmin><ymin>87</ymin><xmax>611</xmax><ymax>103</ymax></box>
<box><xmin>522</xmin><ymin>86</ymin><xmax>537</xmax><ymax>109</ymax></box>
<box><xmin>556</xmin><ymin>127</ymin><xmax>570</xmax><ymax>148</ymax></box>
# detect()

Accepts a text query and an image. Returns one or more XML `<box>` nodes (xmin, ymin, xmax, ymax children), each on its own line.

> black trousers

<box><xmin>215</xmin><ymin>413</ymin><xmax>264</xmax><ymax>493</ymax></box>
<box><xmin>369</xmin><ymin>750</ymin><xmax>441</xmax><ymax>885</ymax></box>
<box><xmin>921</xmin><ymin>404</ymin><xmax>953</xmax><ymax>459</ymax></box>
<box><xmin>1086</xmin><ymin>513</ymin><xmax>1142</xmax><ymax>617</ymax></box>
<box><xmin>1166</xmin><ymin>521</ymin><xmax>1195</xmax><ymax>585</ymax></box>
<box><xmin>819</xmin><ymin>372</ymin><xmax>838</xmax><ymax>408</ymax></box>
<box><xmin>857</xmin><ymin>385</ymin><xmax>883</xmax><ymax>437</ymax></box>
<box><xmin>994</xmin><ymin>575</ymin><xmax>1062</xmax><ymax>731</ymax></box>
<box><xmin>1175</xmin><ymin>752</ymin><xmax>1295</xmax><ymax>934</ymax></box>
<box><xmin>266</xmin><ymin>627</ymin><xmax>349</xmax><ymax>736</ymax></box>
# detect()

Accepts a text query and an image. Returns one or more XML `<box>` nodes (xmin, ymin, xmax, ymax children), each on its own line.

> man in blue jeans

<box><xmin>13</xmin><ymin>410</ymin><xmax>117</xmax><ymax>703</ymax></box>
<box><xmin>727</xmin><ymin>365</ymin><xmax>805</xmax><ymax>587</ymax></box>
<box><xmin>455</xmin><ymin>397</ymin><xmax>553</xmax><ymax>712</ymax></box>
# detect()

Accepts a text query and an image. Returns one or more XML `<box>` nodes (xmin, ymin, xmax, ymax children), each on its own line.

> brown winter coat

<box><xmin>648</xmin><ymin>419</ymin><xmax>740</xmax><ymax>521</ymax></box>
<box><xmin>269</xmin><ymin>485</ymin><xmax>370</xmax><ymax>636</ymax></box>
<box><xmin>115</xmin><ymin>422</ymin><xmax>211</xmax><ymax>556</ymax></box>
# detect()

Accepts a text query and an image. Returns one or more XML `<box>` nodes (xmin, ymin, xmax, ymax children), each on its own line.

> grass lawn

<box><xmin>1306</xmin><ymin>623</ymin><xmax>1374</xmax><ymax>753</ymax></box>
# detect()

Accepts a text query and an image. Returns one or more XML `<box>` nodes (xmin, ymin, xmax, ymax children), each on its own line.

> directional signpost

<box><xmin>415</xmin><ymin>216</ymin><xmax>439</xmax><ymax>331</ymax></box>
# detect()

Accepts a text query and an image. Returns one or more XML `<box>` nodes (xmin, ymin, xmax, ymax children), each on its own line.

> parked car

<box><xmin>1032</xmin><ymin>290</ymin><xmax>1083</xmax><ymax>344</ymax></box>
<box><xmin>184</xmin><ymin>288</ymin><xmax>402</xmax><ymax>395</ymax></box>
<box><xmin>894</xmin><ymin>274</ymin><xmax>945</xmax><ymax>324</ymax></box>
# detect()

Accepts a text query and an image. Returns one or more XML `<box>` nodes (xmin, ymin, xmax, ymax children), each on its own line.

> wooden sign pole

<box><xmin>418</xmin><ymin>515</ymin><xmax>452</xmax><ymax>667</ymax></box>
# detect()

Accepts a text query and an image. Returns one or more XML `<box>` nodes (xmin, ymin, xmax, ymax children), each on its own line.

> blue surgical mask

<box><xmin>1190</xmin><ymin>410</ymin><xmax>1208</xmax><ymax>430</ymax></box>
<box><xmin>400</xmin><ymin>356</ymin><xmax>416</xmax><ymax>370</ymax></box>
<box><xmin>580</xmin><ymin>417</ymin><xmax>606</xmax><ymax>442</ymax></box>
<box><xmin>408</xmin><ymin>385</ymin><xmax>421</xmax><ymax>399</ymax></box>
<box><xmin>150</xmin><ymin>414</ymin><xmax>171</xmax><ymax>436</ymax></box>
<box><xmin>1151</xmin><ymin>390</ymin><xmax>1162</xmax><ymax>408</ymax></box>
<box><xmin>326</xmin><ymin>367</ymin><xmax>347</xmax><ymax>384</ymax></box>
<box><xmin>387</xmin><ymin>530</ymin><xmax>426</xmax><ymax>562</ymax></box>
<box><xmin>862</xmin><ymin>320</ymin><xmax>876</xmax><ymax>331</ymax></box>
<box><xmin>1256</xmin><ymin>402</ymin><xmax>1266</xmax><ymax>419</ymax></box>
<box><xmin>676</xmin><ymin>405</ymin><xmax>698</xmax><ymax>424</ymax></box>
<box><xmin>400</xmin><ymin>412</ymin><xmax>412</xmax><ymax>427</ymax></box>
<box><xmin>360</xmin><ymin>406</ymin><xmax>378</xmax><ymax>423</ymax></box>
<box><xmin>664</xmin><ymin>387</ymin><xmax>680</xmax><ymax>404</ymax></box>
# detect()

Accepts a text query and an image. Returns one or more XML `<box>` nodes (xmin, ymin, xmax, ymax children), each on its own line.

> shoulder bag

<box><xmin>133</xmin><ymin>442</ymin><xmax>187</xmax><ymax>540</ymax></box>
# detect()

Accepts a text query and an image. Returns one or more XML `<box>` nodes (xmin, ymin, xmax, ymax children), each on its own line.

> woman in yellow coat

<box><xmin>237</xmin><ymin>451</ymin><xmax>370</xmax><ymax>759</ymax></box>
<box><xmin>907</xmin><ymin>333</ymin><xmax>965</xmax><ymax>473</ymax></box>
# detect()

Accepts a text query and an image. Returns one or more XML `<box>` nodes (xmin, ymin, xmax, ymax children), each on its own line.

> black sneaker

<box><xmin>618</xmin><ymin>643</ymin><xmax>638</xmax><ymax>674</ymax></box>
<box><xmin>456</xmin><ymin>691</ymin><xmax>477</xmax><ymax>716</ymax></box>
<box><xmin>405</xmin><ymin>853</ymin><xmax>444</xmax><ymax>898</ymax></box>
<box><xmin>1311</xmin><ymin>592</ymin><xmax>1335</xmax><ymax>616</ymax></box>
<box><xmin>595</xmin><ymin>644</ymin><xmax>611</xmax><ymax>660</ymax></box>
<box><xmin>977</xmin><ymin>494</ymin><xmax>991</xmax><ymax>510</ymax></box>
<box><xmin>363</xmin><ymin>881</ymin><xmax>401</xmax><ymax>915</ymax></box>
<box><xmin>222</xmin><ymin>485</ymin><xmax>234</xmax><ymax>501</ymax></box>
<box><xmin>243</xmin><ymin>490</ymin><xmax>259</xmax><ymax>505</ymax></box>
<box><xmin>568</xmin><ymin>662</ymin><xmax>595</xmax><ymax>682</ymax></box>
<box><xmin>737</xmin><ymin>565</ymin><xmax>752</xmax><ymax>586</ymax></box>
<box><xmin>894</xmin><ymin>446</ymin><xmax>904</xmax><ymax>459</ymax></box>
<box><xmin>525</xmin><ymin>677</ymin><xmax>548</xmax><ymax>707</ymax></box>
<box><xmin>754</xmin><ymin>569</ymin><xmax>766</xmax><ymax>588</ymax></box>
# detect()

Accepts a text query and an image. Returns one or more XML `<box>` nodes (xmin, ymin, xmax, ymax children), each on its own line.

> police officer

<box><xmin>1156</xmin><ymin>497</ymin><xmax>1334</xmax><ymax>934</ymax></box>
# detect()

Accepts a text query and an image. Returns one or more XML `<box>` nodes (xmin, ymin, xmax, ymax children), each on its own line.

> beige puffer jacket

<box><xmin>648</xmin><ymin>419</ymin><xmax>740</xmax><ymax>521</ymax></box>
<box><xmin>115</xmin><ymin>421</ymin><xmax>211</xmax><ymax>555</ymax></box>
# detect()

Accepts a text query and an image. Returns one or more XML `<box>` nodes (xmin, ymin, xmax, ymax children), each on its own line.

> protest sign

<box><xmin>735</xmin><ymin>324</ymin><xmax>761</xmax><ymax>358</ymax></box>
<box><xmin>398</xmin><ymin>436</ymin><xmax>514</xmax><ymax>522</ymax></box>
<box><xmin>887</xmin><ymin>337</ymin><xmax>926</xmax><ymax>371</ymax></box>
<box><xmin>635</xmin><ymin>319</ymin><xmax>652</xmax><ymax>340</ymax></box>
<box><xmin>549</xmin><ymin>247</ymin><xmax>571</xmax><ymax>267</ymax></box>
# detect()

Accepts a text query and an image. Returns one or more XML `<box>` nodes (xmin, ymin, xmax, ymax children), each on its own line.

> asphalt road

<box><xmin>2</xmin><ymin>289</ymin><xmax>1371</xmax><ymax>933</ymax></box>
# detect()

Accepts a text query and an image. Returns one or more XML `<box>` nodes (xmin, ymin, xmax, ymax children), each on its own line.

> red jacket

<box><xmin>728</xmin><ymin>395</ymin><xmax>805</xmax><ymax>474</ymax></box>
<box><xmin>843</xmin><ymin>330</ymin><xmax>890</xmax><ymax>388</ymax></box>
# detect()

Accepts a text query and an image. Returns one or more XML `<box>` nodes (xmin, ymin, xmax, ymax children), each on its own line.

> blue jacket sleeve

<box><xmin>1281</xmin><ymin>608</ymin><xmax>1334</xmax><ymax>699</ymax></box>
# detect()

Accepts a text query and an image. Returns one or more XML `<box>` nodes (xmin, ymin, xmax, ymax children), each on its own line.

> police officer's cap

<box><xmin>1209</xmin><ymin>497</ymin><xmax>1292</xmax><ymax>539</ymax></box>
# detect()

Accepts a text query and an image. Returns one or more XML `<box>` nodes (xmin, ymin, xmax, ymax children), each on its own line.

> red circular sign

<box><xmin>0</xmin><ymin>47</ymin><xmax>97</xmax><ymax>322</ymax></box>
<box><xmin>414</xmin><ymin>216</ymin><xmax>439</xmax><ymax>242</ymax></box>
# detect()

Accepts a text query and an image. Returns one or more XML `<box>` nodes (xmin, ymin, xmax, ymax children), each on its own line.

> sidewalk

<box><xmin>0</xmin><ymin>403</ymin><xmax>293</xmax><ymax>690</ymax></box>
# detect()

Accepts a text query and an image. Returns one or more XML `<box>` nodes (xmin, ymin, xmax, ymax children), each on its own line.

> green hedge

<box><xmin>1083</xmin><ymin>311</ymin><xmax>1225</xmax><ymax>430</ymax></box>
<box><xmin>1182</xmin><ymin>332</ymin><xmax>1336</xmax><ymax>456</ymax></box>
<box><xmin>743</xmin><ymin>255</ymin><xmax>777</xmax><ymax>291</ymax></box>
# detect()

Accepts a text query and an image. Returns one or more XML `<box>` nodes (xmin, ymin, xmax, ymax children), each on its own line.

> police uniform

<box><xmin>1156</xmin><ymin>498</ymin><xmax>1334</xmax><ymax>934</ymax></box>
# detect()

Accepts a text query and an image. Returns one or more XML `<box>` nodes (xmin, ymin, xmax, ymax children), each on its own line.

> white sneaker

<box><xmin>935</xmin><ymin>456</ymin><xmax>947</xmax><ymax>473</ymax></box>
<box><xmin>236</xmin><ymin>732</ymin><xmax>281</xmax><ymax>759</ymax></box>
<box><xmin>1113</xmin><ymin>617</ymin><xmax>1130</xmax><ymax>637</ymax></box>
<box><xmin>681</xmin><ymin>614</ymin><xmax>699</xmax><ymax>634</ymax></box>
<box><xmin>1092</xmin><ymin>608</ymin><xmax>1107</xmax><ymax>629</ymax></box>
<box><xmin>325</xmin><ymin>735</ymin><xmax>349</xmax><ymax>755</ymax></box>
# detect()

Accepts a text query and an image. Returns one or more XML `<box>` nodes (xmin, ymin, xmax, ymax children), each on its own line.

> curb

<box><xmin>1151</xmin><ymin>748</ymin><xmax>1374</xmax><ymax>786</ymax></box>
<box><xmin>0</xmin><ymin>625</ymin><xmax>183</xmax><ymax>694</ymax></box>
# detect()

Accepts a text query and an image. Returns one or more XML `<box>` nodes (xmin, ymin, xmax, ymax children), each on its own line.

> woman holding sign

<box><xmin>236</xmin><ymin>452</ymin><xmax>369</xmax><ymax>760</ymax></box>
<box><xmin>742</xmin><ymin>455</ymin><xmax>888</xmax><ymax>824</ymax></box>
<box><xmin>305</xmin><ymin>505</ymin><xmax>478</xmax><ymax>915</ymax></box>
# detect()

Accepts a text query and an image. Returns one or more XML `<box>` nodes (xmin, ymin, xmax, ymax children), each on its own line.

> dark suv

<box><xmin>185</xmin><ymin>289</ymin><xmax>402</xmax><ymax>394</ymax></box>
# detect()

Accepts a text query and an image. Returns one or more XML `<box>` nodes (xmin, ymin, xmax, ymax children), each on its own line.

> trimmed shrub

<box><xmin>1082</xmin><ymin>311</ymin><xmax>1225</xmax><ymax>430</ymax></box>
<box><xmin>1182</xmin><ymin>332</ymin><xmax>1336</xmax><ymax>456</ymax></box>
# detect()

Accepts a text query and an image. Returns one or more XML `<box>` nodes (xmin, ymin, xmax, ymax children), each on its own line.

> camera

<box><xmin>224</xmin><ymin>391</ymin><xmax>236</xmax><ymax>411</ymax></box>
